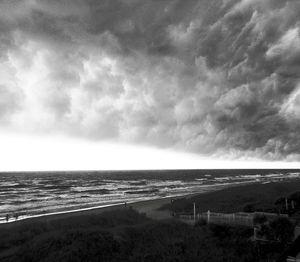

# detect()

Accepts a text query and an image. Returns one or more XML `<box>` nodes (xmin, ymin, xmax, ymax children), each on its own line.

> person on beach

<box><xmin>6</xmin><ymin>214</ymin><xmax>9</xmax><ymax>222</ymax></box>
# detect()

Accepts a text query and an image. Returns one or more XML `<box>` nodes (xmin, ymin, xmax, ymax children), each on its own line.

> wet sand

<box><xmin>0</xmin><ymin>196</ymin><xmax>184</xmax><ymax>229</ymax></box>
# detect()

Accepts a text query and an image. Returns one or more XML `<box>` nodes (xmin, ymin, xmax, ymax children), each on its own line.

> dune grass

<box><xmin>160</xmin><ymin>180</ymin><xmax>300</xmax><ymax>215</ymax></box>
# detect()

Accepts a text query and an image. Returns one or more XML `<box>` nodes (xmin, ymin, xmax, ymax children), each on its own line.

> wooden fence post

<box><xmin>193</xmin><ymin>202</ymin><xmax>196</xmax><ymax>223</ymax></box>
<box><xmin>207</xmin><ymin>210</ymin><xmax>210</xmax><ymax>224</ymax></box>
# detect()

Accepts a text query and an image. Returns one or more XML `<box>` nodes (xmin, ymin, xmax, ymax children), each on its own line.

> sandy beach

<box><xmin>0</xmin><ymin>195</ymin><xmax>182</xmax><ymax>230</ymax></box>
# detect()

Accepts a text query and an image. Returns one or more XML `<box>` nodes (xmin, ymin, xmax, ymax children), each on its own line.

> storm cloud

<box><xmin>0</xmin><ymin>0</ymin><xmax>300</xmax><ymax>160</ymax></box>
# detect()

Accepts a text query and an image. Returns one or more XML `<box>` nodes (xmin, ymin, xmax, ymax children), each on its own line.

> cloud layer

<box><xmin>0</xmin><ymin>0</ymin><xmax>300</xmax><ymax>161</ymax></box>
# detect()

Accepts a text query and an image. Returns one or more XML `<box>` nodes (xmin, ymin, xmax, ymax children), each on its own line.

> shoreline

<box><xmin>0</xmin><ymin>193</ymin><xmax>197</xmax><ymax>228</ymax></box>
<box><xmin>3</xmin><ymin>177</ymin><xmax>299</xmax><ymax>227</ymax></box>
<box><xmin>0</xmin><ymin>180</ymin><xmax>259</xmax><ymax>226</ymax></box>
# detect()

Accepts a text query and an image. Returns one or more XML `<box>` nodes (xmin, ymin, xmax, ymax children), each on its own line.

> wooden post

<box><xmin>193</xmin><ymin>202</ymin><xmax>196</xmax><ymax>223</ymax></box>
<box><xmin>207</xmin><ymin>210</ymin><xmax>210</xmax><ymax>224</ymax></box>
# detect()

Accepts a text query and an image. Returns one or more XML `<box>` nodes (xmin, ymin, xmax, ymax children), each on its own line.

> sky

<box><xmin>0</xmin><ymin>0</ymin><xmax>300</xmax><ymax>170</ymax></box>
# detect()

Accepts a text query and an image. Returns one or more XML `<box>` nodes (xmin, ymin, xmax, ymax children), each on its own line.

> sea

<box><xmin>1</xmin><ymin>169</ymin><xmax>300</xmax><ymax>223</ymax></box>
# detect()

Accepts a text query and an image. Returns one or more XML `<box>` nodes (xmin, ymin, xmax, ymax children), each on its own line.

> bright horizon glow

<box><xmin>0</xmin><ymin>132</ymin><xmax>299</xmax><ymax>172</ymax></box>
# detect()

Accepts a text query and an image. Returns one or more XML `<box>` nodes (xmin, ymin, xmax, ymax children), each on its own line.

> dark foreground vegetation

<box><xmin>0</xmin><ymin>208</ymin><xmax>288</xmax><ymax>262</ymax></box>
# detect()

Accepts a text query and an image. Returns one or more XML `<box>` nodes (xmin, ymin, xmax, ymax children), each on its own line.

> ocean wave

<box><xmin>0</xmin><ymin>170</ymin><xmax>299</xmax><ymax>221</ymax></box>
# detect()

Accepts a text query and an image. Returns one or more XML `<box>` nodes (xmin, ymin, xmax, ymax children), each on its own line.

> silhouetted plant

<box><xmin>269</xmin><ymin>217</ymin><xmax>294</xmax><ymax>245</ymax></box>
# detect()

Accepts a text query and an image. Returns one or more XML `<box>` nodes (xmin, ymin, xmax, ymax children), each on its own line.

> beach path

<box><xmin>130</xmin><ymin>198</ymin><xmax>172</xmax><ymax>220</ymax></box>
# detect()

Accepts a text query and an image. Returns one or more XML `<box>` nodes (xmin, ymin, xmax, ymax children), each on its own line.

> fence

<box><xmin>176</xmin><ymin>211</ymin><xmax>254</xmax><ymax>226</ymax></box>
<box><xmin>176</xmin><ymin>211</ymin><xmax>288</xmax><ymax>227</ymax></box>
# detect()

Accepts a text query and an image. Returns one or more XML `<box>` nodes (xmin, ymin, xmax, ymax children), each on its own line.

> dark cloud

<box><xmin>0</xmin><ymin>0</ymin><xmax>299</xmax><ymax>160</ymax></box>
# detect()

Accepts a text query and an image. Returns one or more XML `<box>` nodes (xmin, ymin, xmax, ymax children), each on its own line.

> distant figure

<box><xmin>124</xmin><ymin>202</ymin><xmax>127</xmax><ymax>208</ymax></box>
<box><xmin>13</xmin><ymin>213</ymin><xmax>19</xmax><ymax>221</ymax></box>
<box><xmin>5</xmin><ymin>214</ymin><xmax>9</xmax><ymax>223</ymax></box>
